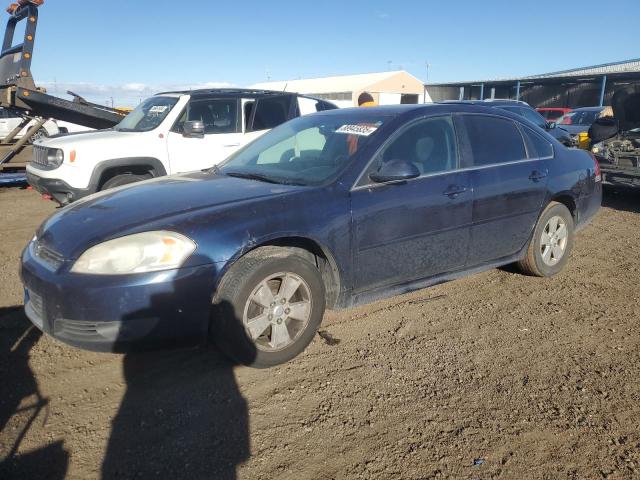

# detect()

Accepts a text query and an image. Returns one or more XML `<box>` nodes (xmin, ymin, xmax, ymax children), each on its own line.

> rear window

<box><xmin>461</xmin><ymin>115</ymin><xmax>527</xmax><ymax>167</ymax></box>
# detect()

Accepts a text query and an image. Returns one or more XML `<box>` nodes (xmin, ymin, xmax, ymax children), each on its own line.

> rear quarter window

<box><xmin>461</xmin><ymin>115</ymin><xmax>527</xmax><ymax>167</ymax></box>
<box><xmin>521</xmin><ymin>125</ymin><xmax>554</xmax><ymax>159</ymax></box>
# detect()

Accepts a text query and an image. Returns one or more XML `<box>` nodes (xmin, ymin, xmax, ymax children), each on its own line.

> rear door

<box><xmin>351</xmin><ymin>115</ymin><xmax>472</xmax><ymax>292</ymax></box>
<box><xmin>457</xmin><ymin>114</ymin><xmax>552</xmax><ymax>265</ymax></box>
<box><xmin>166</xmin><ymin>96</ymin><xmax>242</xmax><ymax>173</ymax></box>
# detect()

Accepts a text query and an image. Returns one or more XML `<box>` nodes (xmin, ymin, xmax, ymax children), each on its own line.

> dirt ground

<box><xmin>1</xmin><ymin>186</ymin><xmax>639</xmax><ymax>480</ymax></box>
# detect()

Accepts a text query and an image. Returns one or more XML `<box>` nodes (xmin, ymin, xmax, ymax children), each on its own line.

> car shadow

<box><xmin>101</xmin><ymin>263</ymin><xmax>256</xmax><ymax>480</ymax></box>
<box><xmin>602</xmin><ymin>186</ymin><xmax>640</xmax><ymax>214</ymax></box>
<box><xmin>0</xmin><ymin>306</ymin><xmax>69</xmax><ymax>480</ymax></box>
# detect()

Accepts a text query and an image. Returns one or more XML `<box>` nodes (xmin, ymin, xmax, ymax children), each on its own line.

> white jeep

<box><xmin>26</xmin><ymin>89</ymin><xmax>336</xmax><ymax>204</ymax></box>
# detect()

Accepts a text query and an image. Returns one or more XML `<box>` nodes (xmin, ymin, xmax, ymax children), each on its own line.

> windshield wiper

<box><xmin>225</xmin><ymin>171</ymin><xmax>287</xmax><ymax>185</ymax></box>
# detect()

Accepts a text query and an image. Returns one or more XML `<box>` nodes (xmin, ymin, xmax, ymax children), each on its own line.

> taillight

<box><xmin>590</xmin><ymin>153</ymin><xmax>601</xmax><ymax>182</ymax></box>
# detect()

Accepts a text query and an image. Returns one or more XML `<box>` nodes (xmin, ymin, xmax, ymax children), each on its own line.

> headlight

<box><xmin>71</xmin><ymin>231</ymin><xmax>196</xmax><ymax>275</ymax></box>
<box><xmin>47</xmin><ymin>148</ymin><xmax>64</xmax><ymax>168</ymax></box>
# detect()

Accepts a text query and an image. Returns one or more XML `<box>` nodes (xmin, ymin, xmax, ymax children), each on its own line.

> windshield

<box><xmin>558</xmin><ymin>110</ymin><xmax>600</xmax><ymax>126</ymax></box>
<box><xmin>115</xmin><ymin>96</ymin><xmax>179</xmax><ymax>132</ymax></box>
<box><xmin>219</xmin><ymin>112</ymin><xmax>389</xmax><ymax>186</ymax></box>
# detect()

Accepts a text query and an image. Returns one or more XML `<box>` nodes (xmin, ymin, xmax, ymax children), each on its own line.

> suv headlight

<box><xmin>591</xmin><ymin>142</ymin><xmax>604</xmax><ymax>154</ymax></box>
<box><xmin>71</xmin><ymin>231</ymin><xmax>196</xmax><ymax>275</ymax></box>
<box><xmin>47</xmin><ymin>148</ymin><xmax>64</xmax><ymax>168</ymax></box>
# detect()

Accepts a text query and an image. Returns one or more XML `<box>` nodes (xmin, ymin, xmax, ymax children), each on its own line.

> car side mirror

<box><xmin>183</xmin><ymin>120</ymin><xmax>205</xmax><ymax>138</ymax></box>
<box><xmin>546</xmin><ymin>121</ymin><xmax>557</xmax><ymax>130</ymax></box>
<box><xmin>369</xmin><ymin>159</ymin><xmax>420</xmax><ymax>183</ymax></box>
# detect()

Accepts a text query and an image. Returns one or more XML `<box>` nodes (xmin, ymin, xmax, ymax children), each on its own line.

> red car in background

<box><xmin>536</xmin><ymin>107</ymin><xmax>572</xmax><ymax>123</ymax></box>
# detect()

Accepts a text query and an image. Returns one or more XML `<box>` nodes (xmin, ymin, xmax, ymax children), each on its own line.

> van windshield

<box><xmin>114</xmin><ymin>96</ymin><xmax>179</xmax><ymax>132</ymax></box>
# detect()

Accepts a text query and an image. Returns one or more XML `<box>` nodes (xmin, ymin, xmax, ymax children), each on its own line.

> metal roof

<box><xmin>427</xmin><ymin>58</ymin><xmax>640</xmax><ymax>86</ymax></box>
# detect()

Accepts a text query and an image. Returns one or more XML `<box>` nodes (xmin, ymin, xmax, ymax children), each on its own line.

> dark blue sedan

<box><xmin>21</xmin><ymin>104</ymin><xmax>602</xmax><ymax>367</ymax></box>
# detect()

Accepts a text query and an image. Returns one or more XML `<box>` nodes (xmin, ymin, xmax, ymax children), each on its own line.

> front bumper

<box><xmin>601</xmin><ymin>166</ymin><xmax>640</xmax><ymax>189</ymax></box>
<box><xmin>21</xmin><ymin>242</ymin><xmax>220</xmax><ymax>352</ymax></box>
<box><xmin>26</xmin><ymin>170</ymin><xmax>93</xmax><ymax>205</ymax></box>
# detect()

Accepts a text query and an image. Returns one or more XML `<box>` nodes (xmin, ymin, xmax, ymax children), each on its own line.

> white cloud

<box><xmin>37</xmin><ymin>80</ymin><xmax>237</xmax><ymax>107</ymax></box>
<box><xmin>375</xmin><ymin>11</ymin><xmax>389</xmax><ymax>19</ymax></box>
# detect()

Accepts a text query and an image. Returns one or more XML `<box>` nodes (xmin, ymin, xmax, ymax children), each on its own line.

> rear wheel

<box><xmin>517</xmin><ymin>202</ymin><xmax>574</xmax><ymax>277</ymax></box>
<box><xmin>100</xmin><ymin>173</ymin><xmax>152</xmax><ymax>191</ymax></box>
<box><xmin>212</xmin><ymin>247</ymin><xmax>325</xmax><ymax>368</ymax></box>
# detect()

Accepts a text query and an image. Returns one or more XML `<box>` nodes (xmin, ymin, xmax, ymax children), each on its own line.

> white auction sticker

<box><xmin>335</xmin><ymin>124</ymin><xmax>378</xmax><ymax>136</ymax></box>
<box><xmin>149</xmin><ymin>105</ymin><xmax>168</xmax><ymax>113</ymax></box>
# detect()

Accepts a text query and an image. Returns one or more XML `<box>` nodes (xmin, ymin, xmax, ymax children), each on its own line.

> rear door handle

<box><xmin>529</xmin><ymin>169</ymin><xmax>548</xmax><ymax>182</ymax></box>
<box><xmin>443</xmin><ymin>185</ymin><xmax>468</xmax><ymax>198</ymax></box>
<box><xmin>224</xmin><ymin>143</ymin><xmax>241</xmax><ymax>147</ymax></box>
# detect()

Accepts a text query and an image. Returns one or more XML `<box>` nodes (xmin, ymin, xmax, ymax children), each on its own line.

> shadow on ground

<box><xmin>602</xmin><ymin>186</ymin><xmax>640</xmax><ymax>213</ymax></box>
<box><xmin>0</xmin><ymin>306</ymin><xmax>69</xmax><ymax>480</ymax></box>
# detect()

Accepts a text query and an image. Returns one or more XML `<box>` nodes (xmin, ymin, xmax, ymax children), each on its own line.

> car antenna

<box><xmin>282</xmin><ymin>83</ymin><xmax>288</xmax><ymax>92</ymax></box>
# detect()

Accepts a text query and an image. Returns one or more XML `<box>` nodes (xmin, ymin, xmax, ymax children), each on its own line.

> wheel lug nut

<box><xmin>285</xmin><ymin>308</ymin><xmax>290</xmax><ymax>315</ymax></box>
<box><xmin>268</xmin><ymin>314</ymin><xmax>273</xmax><ymax>320</ymax></box>
<box><xmin>270</xmin><ymin>302</ymin><xmax>276</xmax><ymax>307</ymax></box>
<box><xmin>280</xmin><ymin>298</ymin><xmax>286</xmax><ymax>304</ymax></box>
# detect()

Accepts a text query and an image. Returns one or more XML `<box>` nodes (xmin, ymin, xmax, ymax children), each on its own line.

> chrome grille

<box><xmin>31</xmin><ymin>145</ymin><xmax>50</xmax><ymax>169</ymax></box>
<box><xmin>33</xmin><ymin>240</ymin><xmax>64</xmax><ymax>269</ymax></box>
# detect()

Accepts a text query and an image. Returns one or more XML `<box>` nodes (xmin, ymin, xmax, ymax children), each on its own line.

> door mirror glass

<box><xmin>369</xmin><ymin>159</ymin><xmax>420</xmax><ymax>183</ymax></box>
<box><xmin>183</xmin><ymin>120</ymin><xmax>205</xmax><ymax>138</ymax></box>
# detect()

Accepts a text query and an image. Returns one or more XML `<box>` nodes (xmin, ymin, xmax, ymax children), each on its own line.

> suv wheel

<box><xmin>517</xmin><ymin>201</ymin><xmax>574</xmax><ymax>277</ymax></box>
<box><xmin>101</xmin><ymin>173</ymin><xmax>152</xmax><ymax>191</ymax></box>
<box><xmin>212</xmin><ymin>247</ymin><xmax>326</xmax><ymax>368</ymax></box>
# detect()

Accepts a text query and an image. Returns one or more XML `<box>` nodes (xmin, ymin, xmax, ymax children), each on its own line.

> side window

<box><xmin>521</xmin><ymin>108</ymin><xmax>547</xmax><ymax>129</ymax></box>
<box><xmin>521</xmin><ymin>125</ymin><xmax>553</xmax><ymax>159</ymax></box>
<box><xmin>462</xmin><ymin>115</ymin><xmax>527</xmax><ymax>167</ymax></box>
<box><xmin>249</xmin><ymin>96</ymin><xmax>294</xmax><ymax>131</ymax></box>
<box><xmin>361</xmin><ymin>116</ymin><xmax>458</xmax><ymax>183</ymax></box>
<box><xmin>175</xmin><ymin>98</ymin><xmax>239</xmax><ymax>134</ymax></box>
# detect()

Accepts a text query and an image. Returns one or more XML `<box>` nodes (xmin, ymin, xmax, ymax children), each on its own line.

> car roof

<box><xmin>570</xmin><ymin>106</ymin><xmax>604</xmax><ymax>112</ymax></box>
<box><xmin>154</xmin><ymin>88</ymin><xmax>302</xmax><ymax>99</ymax></box>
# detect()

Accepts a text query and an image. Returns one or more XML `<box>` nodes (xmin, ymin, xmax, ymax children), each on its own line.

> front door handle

<box><xmin>224</xmin><ymin>143</ymin><xmax>241</xmax><ymax>147</ymax></box>
<box><xmin>529</xmin><ymin>169</ymin><xmax>548</xmax><ymax>182</ymax></box>
<box><xmin>443</xmin><ymin>185</ymin><xmax>468</xmax><ymax>198</ymax></box>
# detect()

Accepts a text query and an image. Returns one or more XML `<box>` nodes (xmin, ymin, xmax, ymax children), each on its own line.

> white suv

<box><xmin>26</xmin><ymin>89</ymin><xmax>336</xmax><ymax>204</ymax></box>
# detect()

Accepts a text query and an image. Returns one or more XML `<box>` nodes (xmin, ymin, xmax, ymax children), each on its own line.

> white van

<box><xmin>26</xmin><ymin>89</ymin><xmax>336</xmax><ymax>204</ymax></box>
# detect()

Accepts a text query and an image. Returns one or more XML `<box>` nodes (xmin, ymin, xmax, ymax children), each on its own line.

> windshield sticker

<box><xmin>149</xmin><ymin>105</ymin><xmax>169</xmax><ymax>114</ymax></box>
<box><xmin>336</xmin><ymin>124</ymin><xmax>378</xmax><ymax>136</ymax></box>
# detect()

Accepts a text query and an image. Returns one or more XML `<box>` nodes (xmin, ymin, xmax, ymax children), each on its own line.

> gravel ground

<box><xmin>1</xmin><ymin>186</ymin><xmax>639</xmax><ymax>480</ymax></box>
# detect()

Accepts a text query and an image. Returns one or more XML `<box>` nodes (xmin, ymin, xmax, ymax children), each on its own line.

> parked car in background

<box><xmin>21</xmin><ymin>103</ymin><xmax>602</xmax><ymax>367</ymax></box>
<box><xmin>591</xmin><ymin>86</ymin><xmax>640</xmax><ymax>189</ymax></box>
<box><xmin>25</xmin><ymin>89</ymin><xmax>336</xmax><ymax>204</ymax></box>
<box><xmin>537</xmin><ymin>107</ymin><xmax>572</xmax><ymax>123</ymax></box>
<box><xmin>556</xmin><ymin>106</ymin><xmax>605</xmax><ymax>140</ymax></box>
<box><xmin>453</xmin><ymin>100</ymin><xmax>574</xmax><ymax>147</ymax></box>
<box><xmin>0</xmin><ymin>107</ymin><xmax>59</xmax><ymax>142</ymax></box>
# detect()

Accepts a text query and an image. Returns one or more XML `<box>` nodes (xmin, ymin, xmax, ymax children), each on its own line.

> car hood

<box><xmin>612</xmin><ymin>85</ymin><xmax>640</xmax><ymax>132</ymax></box>
<box><xmin>557</xmin><ymin>124</ymin><xmax>588</xmax><ymax>135</ymax></box>
<box><xmin>38</xmin><ymin>128</ymin><xmax>132</xmax><ymax>148</ymax></box>
<box><xmin>36</xmin><ymin>171</ymin><xmax>302</xmax><ymax>260</ymax></box>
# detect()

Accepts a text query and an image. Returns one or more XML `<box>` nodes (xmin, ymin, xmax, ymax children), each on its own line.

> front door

<box><xmin>351</xmin><ymin>115</ymin><xmax>472</xmax><ymax>293</ymax></box>
<box><xmin>166</xmin><ymin>97</ymin><xmax>243</xmax><ymax>173</ymax></box>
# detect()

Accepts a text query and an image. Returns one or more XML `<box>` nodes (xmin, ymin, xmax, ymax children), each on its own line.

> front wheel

<box><xmin>212</xmin><ymin>247</ymin><xmax>326</xmax><ymax>368</ymax></box>
<box><xmin>100</xmin><ymin>173</ymin><xmax>152</xmax><ymax>191</ymax></box>
<box><xmin>517</xmin><ymin>201</ymin><xmax>574</xmax><ymax>277</ymax></box>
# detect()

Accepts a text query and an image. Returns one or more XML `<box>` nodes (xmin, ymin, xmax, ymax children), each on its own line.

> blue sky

<box><xmin>24</xmin><ymin>0</ymin><xmax>640</xmax><ymax>105</ymax></box>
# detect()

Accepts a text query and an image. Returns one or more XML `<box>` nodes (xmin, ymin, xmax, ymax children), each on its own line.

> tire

<box><xmin>517</xmin><ymin>201</ymin><xmax>574</xmax><ymax>277</ymax></box>
<box><xmin>212</xmin><ymin>246</ymin><xmax>326</xmax><ymax>368</ymax></box>
<box><xmin>100</xmin><ymin>173</ymin><xmax>152</xmax><ymax>191</ymax></box>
